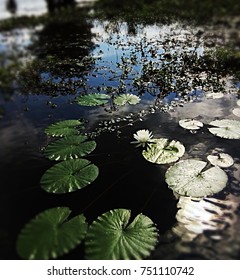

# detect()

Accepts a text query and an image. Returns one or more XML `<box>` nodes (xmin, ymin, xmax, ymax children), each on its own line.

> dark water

<box><xmin>0</xmin><ymin>5</ymin><xmax>240</xmax><ymax>260</ymax></box>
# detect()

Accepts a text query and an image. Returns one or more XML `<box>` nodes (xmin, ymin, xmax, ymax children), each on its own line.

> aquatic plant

<box><xmin>40</xmin><ymin>159</ymin><xmax>99</xmax><ymax>193</ymax></box>
<box><xmin>142</xmin><ymin>138</ymin><xmax>185</xmax><ymax>164</ymax></box>
<box><xmin>76</xmin><ymin>93</ymin><xmax>110</xmax><ymax>106</ymax></box>
<box><xmin>17</xmin><ymin>207</ymin><xmax>158</xmax><ymax>260</ymax></box>
<box><xmin>207</xmin><ymin>153</ymin><xmax>234</xmax><ymax>168</ymax></box>
<box><xmin>131</xmin><ymin>129</ymin><xmax>153</xmax><ymax>147</ymax></box>
<box><xmin>208</xmin><ymin>119</ymin><xmax>240</xmax><ymax>139</ymax></box>
<box><xmin>179</xmin><ymin>119</ymin><xmax>204</xmax><ymax>130</ymax></box>
<box><xmin>44</xmin><ymin>119</ymin><xmax>84</xmax><ymax>137</ymax></box>
<box><xmin>17</xmin><ymin>207</ymin><xmax>87</xmax><ymax>260</ymax></box>
<box><xmin>114</xmin><ymin>94</ymin><xmax>141</xmax><ymax>106</ymax></box>
<box><xmin>44</xmin><ymin>135</ymin><xmax>96</xmax><ymax>161</ymax></box>
<box><xmin>85</xmin><ymin>209</ymin><xmax>158</xmax><ymax>260</ymax></box>
<box><xmin>165</xmin><ymin>159</ymin><xmax>228</xmax><ymax>198</ymax></box>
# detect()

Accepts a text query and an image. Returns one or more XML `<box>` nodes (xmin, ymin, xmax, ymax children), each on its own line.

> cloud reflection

<box><xmin>173</xmin><ymin>196</ymin><xmax>235</xmax><ymax>241</ymax></box>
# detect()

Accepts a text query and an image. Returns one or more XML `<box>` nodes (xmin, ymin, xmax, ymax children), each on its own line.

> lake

<box><xmin>0</xmin><ymin>0</ymin><xmax>240</xmax><ymax>260</ymax></box>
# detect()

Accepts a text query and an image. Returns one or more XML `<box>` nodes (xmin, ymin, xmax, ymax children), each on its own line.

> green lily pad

<box><xmin>85</xmin><ymin>209</ymin><xmax>158</xmax><ymax>260</ymax></box>
<box><xmin>45</xmin><ymin>120</ymin><xmax>83</xmax><ymax>137</ymax></box>
<box><xmin>17</xmin><ymin>207</ymin><xmax>87</xmax><ymax>259</ymax></box>
<box><xmin>40</xmin><ymin>159</ymin><xmax>99</xmax><ymax>193</ymax></box>
<box><xmin>208</xmin><ymin>119</ymin><xmax>240</xmax><ymax>139</ymax></box>
<box><xmin>44</xmin><ymin>135</ymin><xmax>96</xmax><ymax>161</ymax></box>
<box><xmin>114</xmin><ymin>94</ymin><xmax>140</xmax><ymax>106</ymax></box>
<box><xmin>76</xmin><ymin>94</ymin><xmax>110</xmax><ymax>106</ymax></box>
<box><xmin>142</xmin><ymin>138</ymin><xmax>185</xmax><ymax>164</ymax></box>
<box><xmin>165</xmin><ymin>159</ymin><xmax>228</xmax><ymax>198</ymax></box>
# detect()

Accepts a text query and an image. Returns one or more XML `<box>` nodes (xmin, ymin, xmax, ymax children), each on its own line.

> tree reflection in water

<box><xmin>6</xmin><ymin>0</ymin><xmax>17</xmax><ymax>15</ymax></box>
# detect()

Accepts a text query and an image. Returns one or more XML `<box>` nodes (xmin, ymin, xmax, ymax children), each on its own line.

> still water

<box><xmin>0</xmin><ymin>3</ymin><xmax>240</xmax><ymax>260</ymax></box>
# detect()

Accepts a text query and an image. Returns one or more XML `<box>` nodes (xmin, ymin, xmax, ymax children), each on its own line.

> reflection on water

<box><xmin>173</xmin><ymin>195</ymin><xmax>240</xmax><ymax>259</ymax></box>
<box><xmin>0</xmin><ymin>0</ymin><xmax>47</xmax><ymax>19</ymax></box>
<box><xmin>0</xmin><ymin>3</ymin><xmax>240</xmax><ymax>259</ymax></box>
<box><xmin>173</xmin><ymin>195</ymin><xmax>238</xmax><ymax>242</ymax></box>
<box><xmin>0</xmin><ymin>0</ymin><xmax>96</xmax><ymax>19</ymax></box>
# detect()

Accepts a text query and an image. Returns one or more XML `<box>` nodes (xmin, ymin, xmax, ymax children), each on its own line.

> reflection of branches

<box><xmin>18</xmin><ymin>12</ymin><xmax>96</xmax><ymax>95</ymax></box>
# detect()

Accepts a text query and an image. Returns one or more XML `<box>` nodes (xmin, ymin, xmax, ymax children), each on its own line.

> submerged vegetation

<box><xmin>1</xmin><ymin>0</ymin><xmax>240</xmax><ymax>260</ymax></box>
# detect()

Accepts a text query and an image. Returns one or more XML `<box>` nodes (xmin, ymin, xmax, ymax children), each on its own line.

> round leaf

<box><xmin>165</xmin><ymin>159</ymin><xmax>228</xmax><ymax>198</ymax></box>
<box><xmin>208</xmin><ymin>119</ymin><xmax>240</xmax><ymax>139</ymax></box>
<box><xmin>85</xmin><ymin>209</ymin><xmax>158</xmax><ymax>260</ymax></box>
<box><xmin>142</xmin><ymin>138</ymin><xmax>185</xmax><ymax>164</ymax></box>
<box><xmin>114</xmin><ymin>94</ymin><xmax>140</xmax><ymax>106</ymax></box>
<box><xmin>44</xmin><ymin>135</ymin><xmax>96</xmax><ymax>161</ymax></box>
<box><xmin>205</xmin><ymin>92</ymin><xmax>224</xmax><ymax>99</ymax></box>
<box><xmin>40</xmin><ymin>159</ymin><xmax>99</xmax><ymax>193</ymax></box>
<box><xmin>17</xmin><ymin>207</ymin><xmax>87</xmax><ymax>259</ymax></box>
<box><xmin>207</xmin><ymin>153</ymin><xmax>234</xmax><ymax>168</ymax></box>
<box><xmin>232</xmin><ymin>108</ymin><xmax>240</xmax><ymax>118</ymax></box>
<box><xmin>179</xmin><ymin>119</ymin><xmax>203</xmax><ymax>130</ymax></box>
<box><xmin>76</xmin><ymin>94</ymin><xmax>109</xmax><ymax>106</ymax></box>
<box><xmin>45</xmin><ymin>120</ymin><xmax>83</xmax><ymax>137</ymax></box>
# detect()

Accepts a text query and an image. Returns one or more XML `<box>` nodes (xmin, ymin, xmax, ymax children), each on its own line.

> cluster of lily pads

<box><xmin>16</xmin><ymin>118</ymin><xmax>159</xmax><ymax>260</ymax></box>
<box><xmin>40</xmin><ymin>119</ymin><xmax>99</xmax><ymax>194</ymax></box>
<box><xmin>16</xmin><ymin>96</ymin><xmax>240</xmax><ymax>259</ymax></box>
<box><xmin>75</xmin><ymin>92</ymin><xmax>140</xmax><ymax>107</ymax></box>
<box><xmin>132</xmin><ymin>113</ymin><xmax>240</xmax><ymax>198</ymax></box>
<box><xmin>17</xmin><ymin>207</ymin><xmax>158</xmax><ymax>260</ymax></box>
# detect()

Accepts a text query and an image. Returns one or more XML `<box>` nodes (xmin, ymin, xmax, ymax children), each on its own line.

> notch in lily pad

<box><xmin>76</xmin><ymin>94</ymin><xmax>110</xmax><ymax>106</ymax></box>
<box><xmin>208</xmin><ymin>119</ymin><xmax>240</xmax><ymax>139</ymax></box>
<box><xmin>179</xmin><ymin>119</ymin><xmax>203</xmax><ymax>130</ymax></box>
<box><xmin>207</xmin><ymin>153</ymin><xmax>234</xmax><ymax>168</ymax></box>
<box><xmin>142</xmin><ymin>138</ymin><xmax>185</xmax><ymax>164</ymax></box>
<box><xmin>165</xmin><ymin>159</ymin><xmax>228</xmax><ymax>198</ymax></box>
<box><xmin>85</xmin><ymin>209</ymin><xmax>158</xmax><ymax>260</ymax></box>
<box><xmin>114</xmin><ymin>94</ymin><xmax>140</xmax><ymax>106</ymax></box>
<box><xmin>44</xmin><ymin>135</ymin><xmax>96</xmax><ymax>161</ymax></box>
<box><xmin>45</xmin><ymin>119</ymin><xmax>84</xmax><ymax>137</ymax></box>
<box><xmin>40</xmin><ymin>159</ymin><xmax>99</xmax><ymax>193</ymax></box>
<box><xmin>17</xmin><ymin>207</ymin><xmax>87</xmax><ymax>259</ymax></box>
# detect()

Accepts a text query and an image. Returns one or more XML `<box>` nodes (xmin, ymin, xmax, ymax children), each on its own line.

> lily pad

<box><xmin>208</xmin><ymin>119</ymin><xmax>240</xmax><ymax>139</ymax></box>
<box><xmin>237</xmin><ymin>100</ymin><xmax>240</xmax><ymax>106</ymax></box>
<box><xmin>232</xmin><ymin>108</ymin><xmax>240</xmax><ymax>117</ymax></box>
<box><xmin>114</xmin><ymin>94</ymin><xmax>140</xmax><ymax>106</ymax></box>
<box><xmin>207</xmin><ymin>153</ymin><xmax>234</xmax><ymax>168</ymax></box>
<box><xmin>179</xmin><ymin>119</ymin><xmax>203</xmax><ymax>130</ymax></box>
<box><xmin>76</xmin><ymin>94</ymin><xmax>109</xmax><ymax>106</ymax></box>
<box><xmin>205</xmin><ymin>92</ymin><xmax>224</xmax><ymax>99</ymax></box>
<box><xmin>17</xmin><ymin>207</ymin><xmax>87</xmax><ymax>259</ymax></box>
<box><xmin>142</xmin><ymin>138</ymin><xmax>185</xmax><ymax>164</ymax></box>
<box><xmin>40</xmin><ymin>159</ymin><xmax>99</xmax><ymax>193</ymax></box>
<box><xmin>44</xmin><ymin>135</ymin><xmax>96</xmax><ymax>161</ymax></box>
<box><xmin>165</xmin><ymin>159</ymin><xmax>228</xmax><ymax>198</ymax></box>
<box><xmin>45</xmin><ymin>120</ymin><xmax>83</xmax><ymax>137</ymax></box>
<box><xmin>85</xmin><ymin>209</ymin><xmax>158</xmax><ymax>260</ymax></box>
